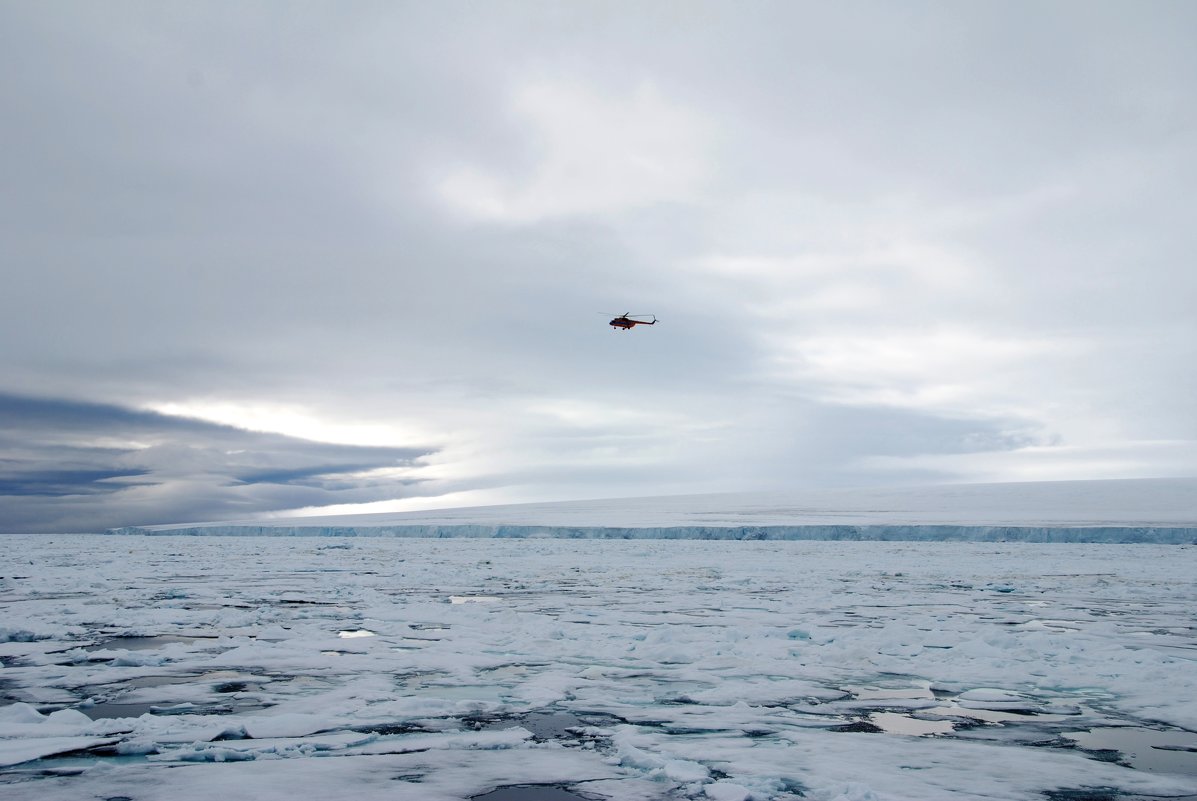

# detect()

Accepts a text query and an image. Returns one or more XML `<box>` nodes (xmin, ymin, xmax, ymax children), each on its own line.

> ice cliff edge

<box><xmin>107</xmin><ymin>478</ymin><xmax>1197</xmax><ymax>542</ymax></box>
<box><xmin>107</xmin><ymin>522</ymin><xmax>1197</xmax><ymax>543</ymax></box>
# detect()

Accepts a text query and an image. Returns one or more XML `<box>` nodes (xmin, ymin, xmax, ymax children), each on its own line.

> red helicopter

<box><xmin>607</xmin><ymin>313</ymin><xmax>657</xmax><ymax>330</ymax></box>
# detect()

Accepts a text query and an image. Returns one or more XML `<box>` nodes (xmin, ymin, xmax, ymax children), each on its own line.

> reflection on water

<box><xmin>78</xmin><ymin>701</ymin><xmax>160</xmax><ymax>719</ymax></box>
<box><xmin>471</xmin><ymin>786</ymin><xmax>591</xmax><ymax>801</ymax></box>
<box><xmin>79</xmin><ymin>698</ymin><xmax>266</xmax><ymax>720</ymax></box>
<box><xmin>923</xmin><ymin>704</ymin><xmax>1066</xmax><ymax>724</ymax></box>
<box><xmin>519</xmin><ymin>711</ymin><xmax>584</xmax><ymax>739</ymax></box>
<box><xmin>1065</xmin><ymin>727</ymin><xmax>1197</xmax><ymax>776</ymax></box>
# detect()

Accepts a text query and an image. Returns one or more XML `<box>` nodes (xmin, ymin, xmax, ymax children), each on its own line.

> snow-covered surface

<box><xmin>3</xmin><ymin>534</ymin><xmax>1197</xmax><ymax>799</ymax></box>
<box><xmin>114</xmin><ymin>478</ymin><xmax>1197</xmax><ymax>542</ymax></box>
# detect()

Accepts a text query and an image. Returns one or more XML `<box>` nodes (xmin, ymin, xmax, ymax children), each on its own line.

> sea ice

<box><xmin>1</xmin><ymin>534</ymin><xmax>1195</xmax><ymax>800</ymax></box>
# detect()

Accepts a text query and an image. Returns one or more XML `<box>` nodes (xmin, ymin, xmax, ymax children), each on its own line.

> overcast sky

<box><xmin>2</xmin><ymin>1</ymin><xmax>1195</xmax><ymax>532</ymax></box>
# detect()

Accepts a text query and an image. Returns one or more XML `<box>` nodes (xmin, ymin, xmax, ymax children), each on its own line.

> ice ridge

<box><xmin>106</xmin><ymin>523</ymin><xmax>1197</xmax><ymax>543</ymax></box>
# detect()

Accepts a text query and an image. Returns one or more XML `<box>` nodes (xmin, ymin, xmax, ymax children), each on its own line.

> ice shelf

<box><xmin>108</xmin><ymin>478</ymin><xmax>1197</xmax><ymax>542</ymax></box>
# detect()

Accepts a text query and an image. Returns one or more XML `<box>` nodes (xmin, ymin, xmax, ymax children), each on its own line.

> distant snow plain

<box><xmin>3</xmin><ymin>479</ymin><xmax>1197</xmax><ymax>800</ymax></box>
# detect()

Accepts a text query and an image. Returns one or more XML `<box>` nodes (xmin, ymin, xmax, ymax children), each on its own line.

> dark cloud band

<box><xmin>0</xmin><ymin>393</ymin><xmax>435</xmax><ymax>533</ymax></box>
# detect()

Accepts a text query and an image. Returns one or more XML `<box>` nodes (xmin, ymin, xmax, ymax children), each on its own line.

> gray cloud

<box><xmin>0</xmin><ymin>394</ymin><xmax>432</xmax><ymax>532</ymax></box>
<box><xmin>1</xmin><ymin>2</ymin><xmax>1194</xmax><ymax>529</ymax></box>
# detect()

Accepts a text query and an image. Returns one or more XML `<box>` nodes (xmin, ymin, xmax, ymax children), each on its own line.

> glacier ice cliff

<box><xmin>106</xmin><ymin>479</ymin><xmax>1197</xmax><ymax>543</ymax></box>
<box><xmin>107</xmin><ymin>523</ymin><xmax>1197</xmax><ymax>543</ymax></box>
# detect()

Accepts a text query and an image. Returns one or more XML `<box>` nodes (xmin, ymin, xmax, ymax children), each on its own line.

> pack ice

<box><xmin>2</xmin><ymin>478</ymin><xmax>1196</xmax><ymax>800</ymax></box>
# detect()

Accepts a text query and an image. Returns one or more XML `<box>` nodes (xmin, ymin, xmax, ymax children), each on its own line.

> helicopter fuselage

<box><xmin>609</xmin><ymin>315</ymin><xmax>656</xmax><ymax>329</ymax></box>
